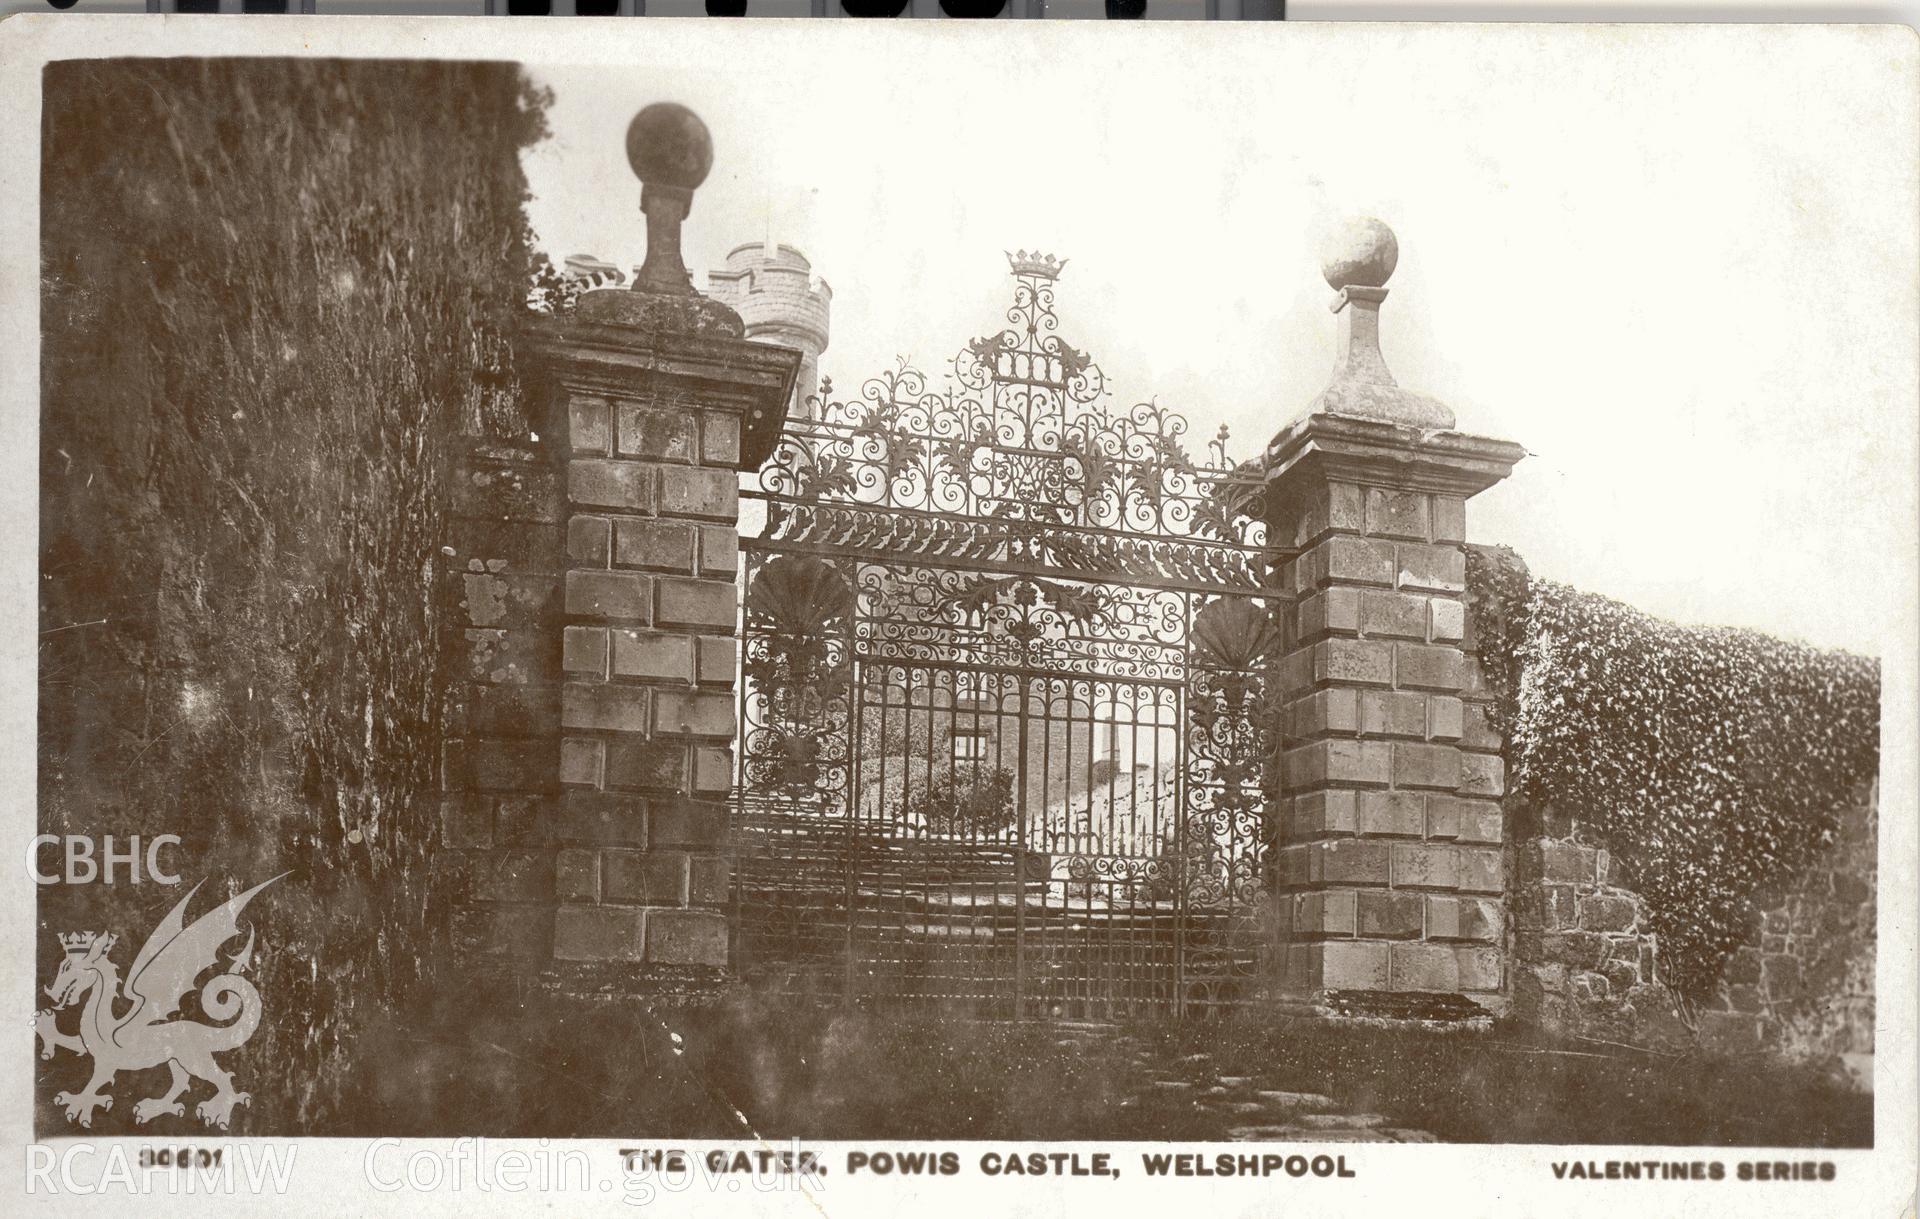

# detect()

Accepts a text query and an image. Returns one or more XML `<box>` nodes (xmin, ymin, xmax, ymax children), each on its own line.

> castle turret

<box><xmin>705</xmin><ymin>241</ymin><xmax>832</xmax><ymax>419</ymax></box>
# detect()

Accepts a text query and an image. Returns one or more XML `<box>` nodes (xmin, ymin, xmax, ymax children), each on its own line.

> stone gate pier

<box><xmin>443</xmin><ymin>103</ymin><xmax>796</xmax><ymax>978</ymax></box>
<box><xmin>1264</xmin><ymin>220</ymin><xmax>1525</xmax><ymax>1012</ymax></box>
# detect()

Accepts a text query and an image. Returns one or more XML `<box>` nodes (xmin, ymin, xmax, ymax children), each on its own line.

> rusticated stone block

<box><xmin>1315</xmin><ymin>638</ymin><xmax>1393</xmax><ymax>686</ymax></box>
<box><xmin>552</xmin><ymin>790</ymin><xmax>647</xmax><ymax>846</ymax></box>
<box><xmin>689</xmin><ymin>855</ymin><xmax>732</xmax><ymax>907</ymax></box>
<box><xmin>559</xmin><ymin>736</ymin><xmax>605</xmax><ymax>788</ymax></box>
<box><xmin>1392</xmin><ymin>742</ymin><xmax>1461</xmax><ymax>791</ymax></box>
<box><xmin>1359</xmin><ymin>589</ymin><xmax>1429</xmax><ymax>638</ymax></box>
<box><xmin>617</xmin><ymin>405</ymin><xmax>698</xmax><ymax>463</ymax></box>
<box><xmin>1317</xmin><ymin>941</ymin><xmax>1391</xmax><ymax>990</ymax></box>
<box><xmin>698</xmin><ymin>525</ymin><xmax>739</xmax><ymax>577</ymax></box>
<box><xmin>1394</xmin><ymin>643</ymin><xmax>1465</xmax><ymax>692</ymax></box>
<box><xmin>1296</xmin><ymin>588</ymin><xmax>1361</xmax><ymax>640</ymax></box>
<box><xmin>1460</xmin><ymin>701</ymin><xmax>1502</xmax><ymax>751</ymax></box>
<box><xmin>1293</xmin><ymin>890</ymin><xmax>1357</xmax><ymax>937</ymax></box>
<box><xmin>569</xmin><ymin>459</ymin><xmax>655</xmax><ymax>513</ymax></box>
<box><xmin>1457</xmin><ymin>946</ymin><xmax>1502</xmax><ymax>991</ymax></box>
<box><xmin>1390</xmin><ymin>943</ymin><xmax>1459</xmax><ymax>992</ymax></box>
<box><xmin>565</xmin><ymin>570</ymin><xmax>652</xmax><ymax>621</ymax></box>
<box><xmin>1284</xmin><ymin>739</ymin><xmax>1391</xmax><ymax>788</ymax></box>
<box><xmin>1363</xmin><ymin>487</ymin><xmax>1430</xmax><ymax>541</ymax></box>
<box><xmin>649</xmin><ymin>797</ymin><xmax>728</xmax><ymax>848</ymax></box>
<box><xmin>554</xmin><ymin>905</ymin><xmax>646</xmax><ymax>962</ymax></box>
<box><xmin>1357</xmin><ymin>791</ymin><xmax>1425</xmax><ymax>838</ymax></box>
<box><xmin>659</xmin><ymin>466</ymin><xmax>738</xmax><ymax>521</ymax></box>
<box><xmin>1356</xmin><ymin>890</ymin><xmax>1424</xmax><ymax>938</ymax></box>
<box><xmin>1289</xmin><ymin>790</ymin><xmax>1358</xmax><ymax>839</ymax></box>
<box><xmin>1315</xmin><ymin>839</ymin><xmax>1392</xmax><ymax>886</ymax></box>
<box><xmin>702</xmin><ymin>413</ymin><xmax>741</xmax><ymax>467</ymax></box>
<box><xmin>1457</xmin><ymin>846</ymin><xmax>1503</xmax><ymax>894</ymax></box>
<box><xmin>1291</xmin><ymin>688</ymin><xmax>1359</xmax><ymax>738</ymax></box>
<box><xmin>614</xmin><ymin>519</ymin><xmax>696</xmax><ymax>571</ymax></box>
<box><xmin>563</xmin><ymin>625</ymin><xmax>609</xmax><ymax>677</ymax></box>
<box><xmin>1429</xmin><ymin>598</ymin><xmax>1465</xmax><ymax>643</ymax></box>
<box><xmin>1431</xmin><ymin>496</ymin><xmax>1466</xmax><ymax>544</ymax></box>
<box><xmin>1429</xmin><ymin>796</ymin><xmax>1502</xmax><ymax>845</ymax></box>
<box><xmin>1391</xmin><ymin>842</ymin><xmax>1458</xmax><ymax>889</ymax></box>
<box><xmin>612</xmin><ymin>630</ymin><xmax>695</xmax><ymax>682</ymax></box>
<box><xmin>606</xmin><ymin>737</ymin><xmax>689</xmax><ymax>791</ymax></box>
<box><xmin>1459</xmin><ymin>752</ymin><xmax>1506</xmax><ymax>797</ymax></box>
<box><xmin>604</xmin><ymin>849</ymin><xmax>689</xmax><ymax>906</ymax></box>
<box><xmin>561</xmin><ymin>682</ymin><xmax>650</xmax><ymax>734</ymax></box>
<box><xmin>647</xmin><ymin>909</ymin><xmax>729</xmax><ymax>966</ymax></box>
<box><xmin>555</xmin><ymin>848</ymin><xmax>600</xmax><ymax>903</ymax></box>
<box><xmin>1428</xmin><ymin>896</ymin><xmax>1503</xmax><ymax>943</ymax></box>
<box><xmin>693</xmin><ymin>746</ymin><xmax>733</xmax><ymax>794</ymax></box>
<box><xmin>1394</xmin><ymin>542</ymin><xmax>1466</xmax><ymax>594</ymax></box>
<box><xmin>1293</xmin><ymin>535</ymin><xmax>1390</xmax><ymax>593</ymax></box>
<box><xmin>1323</xmin><ymin>482</ymin><xmax>1367</xmax><ymax>537</ymax></box>
<box><xmin>568</xmin><ymin>396</ymin><xmax>612</xmax><ymax>455</ymax></box>
<box><xmin>568</xmin><ymin>515</ymin><xmax>611</xmax><ymax>566</ymax></box>
<box><xmin>656</xmin><ymin>577</ymin><xmax>737</xmax><ymax>629</ymax></box>
<box><xmin>1426</xmin><ymin>695</ymin><xmax>1464</xmax><ymax>742</ymax></box>
<box><xmin>1357</xmin><ymin>690</ymin><xmax>1426</xmax><ymax>738</ymax></box>
<box><xmin>653</xmin><ymin>689</ymin><xmax>737</xmax><ymax>737</ymax></box>
<box><xmin>697</xmin><ymin>636</ymin><xmax>737</xmax><ymax>684</ymax></box>
<box><xmin>493</xmin><ymin>796</ymin><xmax>550</xmax><ymax>846</ymax></box>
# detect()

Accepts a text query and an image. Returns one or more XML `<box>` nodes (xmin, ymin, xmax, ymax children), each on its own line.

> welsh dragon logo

<box><xmin>34</xmin><ymin>875</ymin><xmax>283</xmax><ymax>1129</ymax></box>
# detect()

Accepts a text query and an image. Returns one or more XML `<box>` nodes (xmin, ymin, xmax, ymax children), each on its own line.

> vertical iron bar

<box><xmin>1012</xmin><ymin>673</ymin><xmax>1031</xmax><ymax>1020</ymax></box>
<box><xmin>1174</xmin><ymin>593</ymin><xmax>1191</xmax><ymax>1019</ymax></box>
<box><xmin>841</xmin><ymin>621</ymin><xmax>861</xmax><ymax>1009</ymax></box>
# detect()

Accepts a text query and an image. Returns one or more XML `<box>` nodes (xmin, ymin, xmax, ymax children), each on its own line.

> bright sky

<box><xmin>521</xmin><ymin>23</ymin><xmax>1917</xmax><ymax>656</ymax></box>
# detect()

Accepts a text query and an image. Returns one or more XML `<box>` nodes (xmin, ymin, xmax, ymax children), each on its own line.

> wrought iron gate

<box><xmin>732</xmin><ymin>253</ymin><xmax>1284</xmax><ymax>1018</ymax></box>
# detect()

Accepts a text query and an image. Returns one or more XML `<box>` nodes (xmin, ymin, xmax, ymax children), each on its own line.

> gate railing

<box><xmin>732</xmin><ymin>252</ymin><xmax>1292</xmax><ymax>1018</ymax></box>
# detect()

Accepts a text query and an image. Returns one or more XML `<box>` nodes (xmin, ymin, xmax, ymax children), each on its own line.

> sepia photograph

<box><xmin>2</xmin><ymin>15</ymin><xmax>1915</xmax><ymax>1215</ymax></box>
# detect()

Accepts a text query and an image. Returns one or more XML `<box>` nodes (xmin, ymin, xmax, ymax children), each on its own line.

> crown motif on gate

<box><xmin>1006</xmin><ymin>250</ymin><xmax>1067</xmax><ymax>279</ymax></box>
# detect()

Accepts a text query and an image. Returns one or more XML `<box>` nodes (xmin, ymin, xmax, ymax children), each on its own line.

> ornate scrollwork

<box><xmin>739</xmin><ymin>256</ymin><xmax>1282</xmax><ymax>1012</ymax></box>
<box><xmin>754</xmin><ymin>255</ymin><xmax>1268</xmax><ymax>600</ymax></box>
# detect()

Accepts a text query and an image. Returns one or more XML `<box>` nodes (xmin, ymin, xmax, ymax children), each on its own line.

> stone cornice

<box><xmin>519</xmin><ymin>312</ymin><xmax>800</xmax><ymax>471</ymax></box>
<box><xmin>1265</xmin><ymin>410</ymin><xmax>1526</xmax><ymax>500</ymax></box>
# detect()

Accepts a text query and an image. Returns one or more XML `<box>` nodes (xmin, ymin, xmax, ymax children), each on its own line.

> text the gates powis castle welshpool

<box><xmin>732</xmin><ymin>253</ymin><xmax>1290</xmax><ymax>1018</ymax></box>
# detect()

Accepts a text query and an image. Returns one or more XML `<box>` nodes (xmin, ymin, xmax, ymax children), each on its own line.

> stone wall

<box><xmin>1506</xmin><ymin>773</ymin><xmax>1878</xmax><ymax>1081</ymax></box>
<box><xmin>443</xmin><ymin>440</ymin><xmax>565</xmax><ymax>965</ymax></box>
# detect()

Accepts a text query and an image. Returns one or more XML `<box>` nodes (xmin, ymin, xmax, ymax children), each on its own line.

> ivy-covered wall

<box><xmin>1464</xmin><ymin>547</ymin><xmax>1879</xmax><ymax>1079</ymax></box>
<box><xmin>39</xmin><ymin>58</ymin><xmax>550</xmax><ymax>1130</ymax></box>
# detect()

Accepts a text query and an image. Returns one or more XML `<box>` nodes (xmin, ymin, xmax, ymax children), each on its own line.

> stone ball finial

<box><xmin>1320</xmin><ymin>217</ymin><xmax>1399</xmax><ymax>291</ymax></box>
<box><xmin>625</xmin><ymin>102</ymin><xmax>713</xmax><ymax>192</ymax></box>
